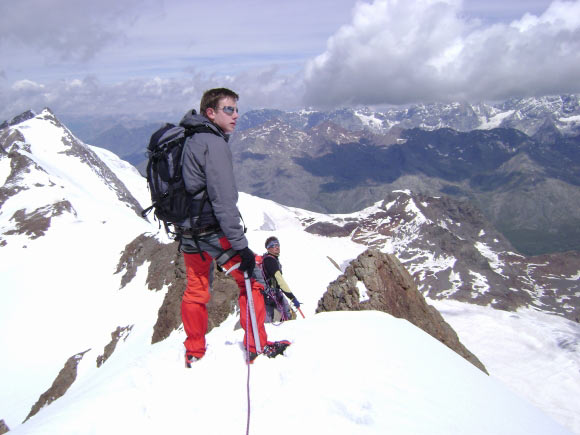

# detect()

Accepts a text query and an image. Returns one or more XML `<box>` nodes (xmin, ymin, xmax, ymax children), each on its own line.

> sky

<box><xmin>1</xmin><ymin>0</ymin><xmax>579</xmax><ymax>120</ymax></box>
<box><xmin>1</xmin><ymin>111</ymin><xmax>579</xmax><ymax>433</ymax></box>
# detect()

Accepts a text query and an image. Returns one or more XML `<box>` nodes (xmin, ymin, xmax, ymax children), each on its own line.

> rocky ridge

<box><xmin>306</xmin><ymin>190</ymin><xmax>580</xmax><ymax>323</ymax></box>
<box><xmin>115</xmin><ymin>233</ymin><xmax>240</xmax><ymax>344</ymax></box>
<box><xmin>317</xmin><ymin>249</ymin><xmax>488</xmax><ymax>373</ymax></box>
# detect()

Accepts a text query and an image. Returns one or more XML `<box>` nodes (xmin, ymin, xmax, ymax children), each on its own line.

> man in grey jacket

<box><xmin>178</xmin><ymin>88</ymin><xmax>289</xmax><ymax>367</ymax></box>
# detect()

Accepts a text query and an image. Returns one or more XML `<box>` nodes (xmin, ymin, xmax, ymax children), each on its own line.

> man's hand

<box><xmin>291</xmin><ymin>297</ymin><xmax>301</xmax><ymax>308</ymax></box>
<box><xmin>238</xmin><ymin>247</ymin><xmax>255</xmax><ymax>276</ymax></box>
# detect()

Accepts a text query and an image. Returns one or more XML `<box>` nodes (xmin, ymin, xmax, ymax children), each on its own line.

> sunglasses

<box><xmin>267</xmin><ymin>242</ymin><xmax>280</xmax><ymax>249</ymax></box>
<box><xmin>217</xmin><ymin>106</ymin><xmax>239</xmax><ymax>116</ymax></box>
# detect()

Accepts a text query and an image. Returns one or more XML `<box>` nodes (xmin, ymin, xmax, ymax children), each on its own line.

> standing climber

<box><xmin>261</xmin><ymin>236</ymin><xmax>301</xmax><ymax>323</ymax></box>
<box><xmin>175</xmin><ymin>88</ymin><xmax>289</xmax><ymax>366</ymax></box>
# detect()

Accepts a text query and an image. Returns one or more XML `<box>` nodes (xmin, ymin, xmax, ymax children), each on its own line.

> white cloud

<box><xmin>0</xmin><ymin>71</ymin><xmax>305</xmax><ymax>120</ymax></box>
<box><xmin>303</xmin><ymin>0</ymin><xmax>580</xmax><ymax>108</ymax></box>
<box><xmin>11</xmin><ymin>79</ymin><xmax>45</xmax><ymax>92</ymax></box>
<box><xmin>1</xmin><ymin>0</ymin><xmax>576</xmax><ymax>119</ymax></box>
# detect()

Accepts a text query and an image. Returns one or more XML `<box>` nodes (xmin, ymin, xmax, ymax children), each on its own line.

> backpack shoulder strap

<box><xmin>183</xmin><ymin>124</ymin><xmax>216</xmax><ymax>138</ymax></box>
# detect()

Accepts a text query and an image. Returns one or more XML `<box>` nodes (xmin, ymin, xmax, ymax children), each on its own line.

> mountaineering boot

<box><xmin>185</xmin><ymin>354</ymin><xmax>200</xmax><ymax>368</ymax></box>
<box><xmin>248</xmin><ymin>340</ymin><xmax>291</xmax><ymax>363</ymax></box>
<box><xmin>263</xmin><ymin>340</ymin><xmax>291</xmax><ymax>358</ymax></box>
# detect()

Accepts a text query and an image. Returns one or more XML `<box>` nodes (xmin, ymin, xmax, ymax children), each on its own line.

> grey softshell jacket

<box><xmin>178</xmin><ymin>109</ymin><xmax>248</xmax><ymax>251</ymax></box>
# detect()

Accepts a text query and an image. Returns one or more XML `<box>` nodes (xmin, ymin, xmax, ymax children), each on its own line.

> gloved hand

<box><xmin>291</xmin><ymin>297</ymin><xmax>301</xmax><ymax>308</ymax></box>
<box><xmin>237</xmin><ymin>247</ymin><xmax>255</xmax><ymax>276</ymax></box>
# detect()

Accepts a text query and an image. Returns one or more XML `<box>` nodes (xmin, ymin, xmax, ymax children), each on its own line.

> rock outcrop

<box><xmin>316</xmin><ymin>249</ymin><xmax>488</xmax><ymax>374</ymax></box>
<box><xmin>25</xmin><ymin>350</ymin><xmax>90</xmax><ymax>422</ymax></box>
<box><xmin>116</xmin><ymin>233</ymin><xmax>239</xmax><ymax>344</ymax></box>
<box><xmin>96</xmin><ymin>325</ymin><xmax>134</xmax><ymax>367</ymax></box>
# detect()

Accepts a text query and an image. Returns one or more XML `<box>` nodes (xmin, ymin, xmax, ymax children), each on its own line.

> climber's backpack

<box><xmin>141</xmin><ymin>116</ymin><xmax>214</xmax><ymax>234</ymax></box>
<box><xmin>255</xmin><ymin>254</ymin><xmax>280</xmax><ymax>303</ymax></box>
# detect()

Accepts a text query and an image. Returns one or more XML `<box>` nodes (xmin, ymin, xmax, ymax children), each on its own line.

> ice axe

<box><xmin>225</xmin><ymin>262</ymin><xmax>262</xmax><ymax>354</ymax></box>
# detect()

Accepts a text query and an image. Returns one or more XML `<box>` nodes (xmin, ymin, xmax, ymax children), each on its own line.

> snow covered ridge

<box><xmin>3</xmin><ymin>313</ymin><xmax>575</xmax><ymax>435</ymax></box>
<box><xmin>303</xmin><ymin>190</ymin><xmax>580</xmax><ymax>323</ymax></box>
<box><xmin>1</xmin><ymin>111</ymin><xmax>579</xmax><ymax>434</ymax></box>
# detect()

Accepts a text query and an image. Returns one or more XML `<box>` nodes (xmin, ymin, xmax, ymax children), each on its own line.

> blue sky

<box><xmin>1</xmin><ymin>0</ymin><xmax>579</xmax><ymax>119</ymax></box>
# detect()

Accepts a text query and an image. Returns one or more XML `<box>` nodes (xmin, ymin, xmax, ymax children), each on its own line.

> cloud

<box><xmin>2</xmin><ymin>0</ymin><xmax>578</xmax><ymax>119</ymax></box>
<box><xmin>302</xmin><ymin>0</ymin><xmax>580</xmax><ymax>108</ymax></box>
<box><xmin>0</xmin><ymin>69</ymin><xmax>305</xmax><ymax>120</ymax></box>
<box><xmin>11</xmin><ymin>79</ymin><xmax>45</xmax><ymax>92</ymax></box>
<box><xmin>0</xmin><ymin>0</ymin><xmax>157</xmax><ymax>61</ymax></box>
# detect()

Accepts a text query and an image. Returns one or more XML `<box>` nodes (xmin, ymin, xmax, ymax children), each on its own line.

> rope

<box><xmin>265</xmin><ymin>288</ymin><xmax>289</xmax><ymax>325</ymax></box>
<box><xmin>245</xmin><ymin>284</ymin><xmax>252</xmax><ymax>435</ymax></box>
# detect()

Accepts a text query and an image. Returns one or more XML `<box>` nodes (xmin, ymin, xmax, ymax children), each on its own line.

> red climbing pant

<box><xmin>182</xmin><ymin>236</ymin><xmax>267</xmax><ymax>358</ymax></box>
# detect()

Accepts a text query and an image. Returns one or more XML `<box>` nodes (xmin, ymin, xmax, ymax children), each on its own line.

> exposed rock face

<box><xmin>4</xmin><ymin>200</ymin><xmax>76</xmax><ymax>239</ymax></box>
<box><xmin>316</xmin><ymin>249</ymin><xmax>488</xmax><ymax>374</ymax></box>
<box><xmin>0</xmin><ymin>419</ymin><xmax>9</xmax><ymax>434</ymax></box>
<box><xmin>96</xmin><ymin>325</ymin><xmax>134</xmax><ymax>367</ymax></box>
<box><xmin>0</xmin><ymin>110</ymin><xmax>36</xmax><ymax>130</ymax></box>
<box><xmin>25</xmin><ymin>350</ymin><xmax>90</xmax><ymax>422</ymax></box>
<box><xmin>0</xmin><ymin>129</ymin><xmax>38</xmax><ymax>209</ymax></box>
<box><xmin>116</xmin><ymin>234</ymin><xmax>239</xmax><ymax>344</ymax></box>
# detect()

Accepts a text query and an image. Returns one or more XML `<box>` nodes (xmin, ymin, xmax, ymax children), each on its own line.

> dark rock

<box><xmin>25</xmin><ymin>350</ymin><xmax>90</xmax><ymax>422</ymax></box>
<box><xmin>316</xmin><ymin>249</ymin><xmax>488</xmax><ymax>374</ymax></box>
<box><xmin>96</xmin><ymin>325</ymin><xmax>134</xmax><ymax>367</ymax></box>
<box><xmin>4</xmin><ymin>201</ymin><xmax>76</xmax><ymax>239</ymax></box>
<box><xmin>115</xmin><ymin>234</ymin><xmax>239</xmax><ymax>345</ymax></box>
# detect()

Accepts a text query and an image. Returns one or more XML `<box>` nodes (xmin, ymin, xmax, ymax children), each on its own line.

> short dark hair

<box><xmin>265</xmin><ymin>236</ymin><xmax>279</xmax><ymax>249</ymax></box>
<box><xmin>200</xmin><ymin>88</ymin><xmax>239</xmax><ymax>116</ymax></box>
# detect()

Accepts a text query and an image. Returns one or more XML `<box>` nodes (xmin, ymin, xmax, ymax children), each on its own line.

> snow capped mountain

<box><xmin>233</xmin><ymin>94</ymin><xmax>580</xmax><ymax>137</ymax></box>
<box><xmin>1</xmin><ymin>111</ymin><xmax>579</xmax><ymax>434</ymax></box>
<box><xmin>232</xmin><ymin>108</ymin><xmax>580</xmax><ymax>256</ymax></box>
<box><xmin>0</xmin><ymin>108</ymin><xmax>144</xmax><ymax>240</ymax></box>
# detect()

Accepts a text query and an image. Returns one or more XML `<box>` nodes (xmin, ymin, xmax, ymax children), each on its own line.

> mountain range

<box><xmin>1</xmin><ymin>109</ymin><xmax>579</xmax><ymax>433</ymax></box>
<box><xmin>43</xmin><ymin>94</ymin><xmax>580</xmax><ymax>256</ymax></box>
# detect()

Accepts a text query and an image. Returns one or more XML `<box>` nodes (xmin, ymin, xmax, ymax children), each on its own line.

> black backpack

<box><xmin>141</xmin><ymin>117</ymin><xmax>214</xmax><ymax>234</ymax></box>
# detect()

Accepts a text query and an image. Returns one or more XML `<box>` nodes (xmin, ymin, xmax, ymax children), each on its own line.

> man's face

<box><xmin>206</xmin><ymin>96</ymin><xmax>239</xmax><ymax>133</ymax></box>
<box><xmin>267</xmin><ymin>242</ymin><xmax>280</xmax><ymax>256</ymax></box>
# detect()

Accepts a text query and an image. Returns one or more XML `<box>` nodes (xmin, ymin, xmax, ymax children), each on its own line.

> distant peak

<box><xmin>1</xmin><ymin>110</ymin><xmax>37</xmax><ymax>129</ymax></box>
<box><xmin>41</xmin><ymin>107</ymin><xmax>56</xmax><ymax>116</ymax></box>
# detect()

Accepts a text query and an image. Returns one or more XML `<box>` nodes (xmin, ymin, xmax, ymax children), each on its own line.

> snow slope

<box><xmin>0</xmin><ymin>112</ymin><xmax>155</xmax><ymax>427</ymax></box>
<box><xmin>7</xmin><ymin>311</ymin><xmax>572</xmax><ymax>435</ymax></box>
<box><xmin>432</xmin><ymin>300</ymin><xmax>580</xmax><ymax>434</ymax></box>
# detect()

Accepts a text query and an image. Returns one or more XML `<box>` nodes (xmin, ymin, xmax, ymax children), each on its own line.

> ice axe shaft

<box><xmin>244</xmin><ymin>271</ymin><xmax>262</xmax><ymax>354</ymax></box>
<box><xmin>296</xmin><ymin>306</ymin><xmax>305</xmax><ymax>319</ymax></box>
<box><xmin>281</xmin><ymin>292</ymin><xmax>305</xmax><ymax>319</ymax></box>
